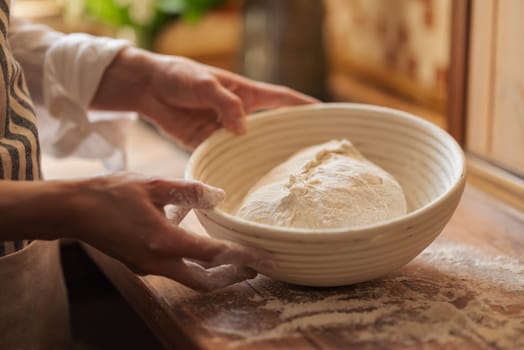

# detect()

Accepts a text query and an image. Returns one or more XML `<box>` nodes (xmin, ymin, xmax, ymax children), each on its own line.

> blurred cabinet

<box><xmin>241</xmin><ymin>0</ymin><xmax>325</xmax><ymax>98</ymax></box>
<box><xmin>324</xmin><ymin>0</ymin><xmax>523</xmax><ymax>208</ymax></box>
<box><xmin>324</xmin><ymin>0</ymin><xmax>452</xmax><ymax>128</ymax></box>
<box><xmin>153</xmin><ymin>8</ymin><xmax>242</xmax><ymax>72</ymax></box>
<box><xmin>467</xmin><ymin>0</ymin><xmax>524</xmax><ymax>176</ymax></box>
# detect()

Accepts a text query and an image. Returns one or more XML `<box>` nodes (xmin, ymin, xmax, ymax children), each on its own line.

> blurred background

<box><xmin>15</xmin><ymin>0</ymin><xmax>524</xmax><ymax>348</ymax></box>
<box><xmin>14</xmin><ymin>0</ymin><xmax>453</xmax><ymax>129</ymax></box>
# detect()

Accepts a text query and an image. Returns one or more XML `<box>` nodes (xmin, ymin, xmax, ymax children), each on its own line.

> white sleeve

<box><xmin>9</xmin><ymin>19</ymin><xmax>136</xmax><ymax>171</ymax></box>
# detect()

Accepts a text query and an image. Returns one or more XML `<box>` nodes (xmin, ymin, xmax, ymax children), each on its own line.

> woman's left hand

<box><xmin>92</xmin><ymin>47</ymin><xmax>318</xmax><ymax>148</ymax></box>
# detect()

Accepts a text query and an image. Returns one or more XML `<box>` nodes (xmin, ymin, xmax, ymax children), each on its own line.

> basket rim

<box><xmin>185</xmin><ymin>102</ymin><xmax>466</xmax><ymax>241</ymax></box>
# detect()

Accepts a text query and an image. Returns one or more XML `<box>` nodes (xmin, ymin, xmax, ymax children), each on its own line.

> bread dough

<box><xmin>236</xmin><ymin>139</ymin><xmax>407</xmax><ymax>229</ymax></box>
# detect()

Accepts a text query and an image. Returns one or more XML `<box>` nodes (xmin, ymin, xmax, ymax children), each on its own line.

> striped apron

<box><xmin>0</xmin><ymin>0</ymin><xmax>70</xmax><ymax>348</ymax></box>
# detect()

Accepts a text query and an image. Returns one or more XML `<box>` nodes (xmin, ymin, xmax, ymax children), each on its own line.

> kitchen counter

<box><xmin>43</xmin><ymin>121</ymin><xmax>524</xmax><ymax>350</ymax></box>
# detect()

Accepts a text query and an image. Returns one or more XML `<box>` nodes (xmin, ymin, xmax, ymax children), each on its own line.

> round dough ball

<box><xmin>236</xmin><ymin>139</ymin><xmax>407</xmax><ymax>229</ymax></box>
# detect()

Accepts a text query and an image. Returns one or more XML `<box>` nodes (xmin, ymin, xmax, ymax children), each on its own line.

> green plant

<box><xmin>82</xmin><ymin>0</ymin><xmax>227</xmax><ymax>48</ymax></box>
<box><xmin>157</xmin><ymin>0</ymin><xmax>227</xmax><ymax>22</ymax></box>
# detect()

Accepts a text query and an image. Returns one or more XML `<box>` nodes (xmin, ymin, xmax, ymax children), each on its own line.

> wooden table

<box><xmin>44</xmin><ymin>122</ymin><xmax>524</xmax><ymax>349</ymax></box>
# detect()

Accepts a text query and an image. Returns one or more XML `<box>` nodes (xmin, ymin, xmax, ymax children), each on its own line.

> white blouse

<box><xmin>9</xmin><ymin>19</ymin><xmax>135</xmax><ymax>171</ymax></box>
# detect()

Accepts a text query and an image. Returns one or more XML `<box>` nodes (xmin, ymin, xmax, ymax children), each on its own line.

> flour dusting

<box><xmin>199</xmin><ymin>240</ymin><xmax>524</xmax><ymax>349</ymax></box>
<box><xmin>421</xmin><ymin>242</ymin><xmax>524</xmax><ymax>291</ymax></box>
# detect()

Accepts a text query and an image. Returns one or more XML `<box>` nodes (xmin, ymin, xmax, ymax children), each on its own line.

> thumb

<box><xmin>147</xmin><ymin>178</ymin><xmax>225</xmax><ymax>208</ymax></box>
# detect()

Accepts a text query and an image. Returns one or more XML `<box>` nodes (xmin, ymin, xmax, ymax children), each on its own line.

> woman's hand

<box><xmin>83</xmin><ymin>47</ymin><xmax>317</xmax><ymax>290</ymax></box>
<box><xmin>92</xmin><ymin>47</ymin><xmax>318</xmax><ymax>148</ymax></box>
<box><xmin>69</xmin><ymin>173</ymin><xmax>271</xmax><ymax>291</ymax></box>
<box><xmin>0</xmin><ymin>175</ymin><xmax>270</xmax><ymax>291</ymax></box>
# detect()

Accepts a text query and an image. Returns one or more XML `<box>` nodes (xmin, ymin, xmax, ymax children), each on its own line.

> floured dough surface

<box><xmin>236</xmin><ymin>139</ymin><xmax>407</xmax><ymax>229</ymax></box>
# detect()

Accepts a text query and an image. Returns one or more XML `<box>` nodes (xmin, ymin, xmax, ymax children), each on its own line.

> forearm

<box><xmin>0</xmin><ymin>180</ymin><xmax>79</xmax><ymax>241</ymax></box>
<box><xmin>91</xmin><ymin>46</ymin><xmax>154</xmax><ymax>112</ymax></box>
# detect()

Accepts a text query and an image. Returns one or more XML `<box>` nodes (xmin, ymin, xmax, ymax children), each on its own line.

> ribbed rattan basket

<box><xmin>186</xmin><ymin>103</ymin><xmax>466</xmax><ymax>286</ymax></box>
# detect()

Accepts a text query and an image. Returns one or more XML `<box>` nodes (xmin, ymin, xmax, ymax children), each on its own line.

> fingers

<box><xmin>165</xmin><ymin>206</ymin><xmax>273</xmax><ymax>268</ymax></box>
<box><xmin>242</xmin><ymin>82</ymin><xmax>319</xmax><ymax>113</ymax></box>
<box><xmin>142</xmin><ymin>173</ymin><xmax>269</xmax><ymax>265</ymax></box>
<box><xmin>165</xmin><ymin>205</ymin><xmax>190</xmax><ymax>225</ymax></box>
<box><xmin>208</xmin><ymin>66</ymin><xmax>319</xmax><ymax>112</ymax></box>
<box><xmin>184</xmin><ymin>118</ymin><xmax>221</xmax><ymax>149</ymax></box>
<box><xmin>199</xmin><ymin>76</ymin><xmax>319</xmax><ymax>134</ymax></box>
<box><xmin>144</xmin><ymin>102</ymin><xmax>221</xmax><ymax>149</ymax></box>
<box><xmin>156</xmin><ymin>208</ymin><xmax>269</xmax><ymax>292</ymax></box>
<box><xmin>146</xmin><ymin>178</ymin><xmax>225</xmax><ymax>208</ymax></box>
<box><xmin>169</xmin><ymin>225</ymin><xmax>271</xmax><ymax>266</ymax></box>
<box><xmin>197</xmin><ymin>77</ymin><xmax>247</xmax><ymax>134</ymax></box>
<box><xmin>124</xmin><ymin>197</ymin><xmax>272</xmax><ymax>291</ymax></box>
<box><xmin>159</xmin><ymin>259</ymin><xmax>257</xmax><ymax>292</ymax></box>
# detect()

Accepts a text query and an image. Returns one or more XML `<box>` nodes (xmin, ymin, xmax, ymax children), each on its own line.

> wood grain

<box><xmin>465</xmin><ymin>0</ymin><xmax>496</xmax><ymax>155</ymax></box>
<box><xmin>467</xmin><ymin>154</ymin><xmax>524</xmax><ymax>214</ymax></box>
<box><xmin>490</xmin><ymin>0</ymin><xmax>524</xmax><ymax>175</ymax></box>
<box><xmin>86</xmin><ymin>184</ymin><xmax>524</xmax><ymax>350</ymax></box>
<box><xmin>447</xmin><ymin>0</ymin><xmax>470</xmax><ymax>144</ymax></box>
<box><xmin>466</xmin><ymin>0</ymin><xmax>524</xmax><ymax>176</ymax></box>
<box><xmin>42</xmin><ymin>122</ymin><xmax>524</xmax><ymax>349</ymax></box>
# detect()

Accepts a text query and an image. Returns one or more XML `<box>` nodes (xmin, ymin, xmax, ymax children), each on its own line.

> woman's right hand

<box><xmin>65</xmin><ymin>173</ymin><xmax>270</xmax><ymax>291</ymax></box>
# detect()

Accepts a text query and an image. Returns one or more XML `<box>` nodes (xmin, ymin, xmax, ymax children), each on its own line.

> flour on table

<box><xmin>236</xmin><ymin>139</ymin><xmax>407</xmax><ymax>229</ymax></box>
<box><xmin>198</xmin><ymin>241</ymin><xmax>524</xmax><ymax>349</ymax></box>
